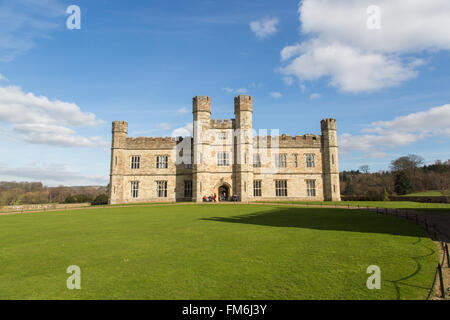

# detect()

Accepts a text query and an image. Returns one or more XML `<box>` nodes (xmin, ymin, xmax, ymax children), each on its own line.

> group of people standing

<box><xmin>202</xmin><ymin>192</ymin><xmax>238</xmax><ymax>202</ymax></box>
<box><xmin>202</xmin><ymin>193</ymin><xmax>218</xmax><ymax>202</ymax></box>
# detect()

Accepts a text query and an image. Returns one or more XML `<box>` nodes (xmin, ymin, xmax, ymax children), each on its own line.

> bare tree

<box><xmin>359</xmin><ymin>165</ymin><xmax>370</xmax><ymax>173</ymax></box>
<box><xmin>390</xmin><ymin>154</ymin><xmax>424</xmax><ymax>174</ymax></box>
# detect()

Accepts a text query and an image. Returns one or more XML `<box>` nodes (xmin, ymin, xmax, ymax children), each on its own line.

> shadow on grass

<box><xmin>201</xmin><ymin>207</ymin><xmax>425</xmax><ymax>238</ymax></box>
<box><xmin>386</xmin><ymin>243</ymin><xmax>436</xmax><ymax>300</ymax></box>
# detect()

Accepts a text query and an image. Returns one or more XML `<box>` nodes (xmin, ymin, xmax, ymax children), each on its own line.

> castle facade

<box><xmin>109</xmin><ymin>95</ymin><xmax>341</xmax><ymax>204</ymax></box>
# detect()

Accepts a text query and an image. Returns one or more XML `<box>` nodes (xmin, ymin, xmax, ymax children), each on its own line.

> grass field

<box><xmin>405</xmin><ymin>190</ymin><xmax>447</xmax><ymax>197</ymax></box>
<box><xmin>255</xmin><ymin>201</ymin><xmax>450</xmax><ymax>211</ymax></box>
<box><xmin>0</xmin><ymin>204</ymin><xmax>438</xmax><ymax>300</ymax></box>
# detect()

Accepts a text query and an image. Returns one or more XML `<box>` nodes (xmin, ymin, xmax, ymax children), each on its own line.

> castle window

<box><xmin>218</xmin><ymin>132</ymin><xmax>227</xmax><ymax>140</ymax></box>
<box><xmin>115</xmin><ymin>156</ymin><xmax>118</xmax><ymax>167</ymax></box>
<box><xmin>306</xmin><ymin>180</ymin><xmax>316</xmax><ymax>197</ymax></box>
<box><xmin>305</xmin><ymin>154</ymin><xmax>315</xmax><ymax>168</ymax></box>
<box><xmin>294</xmin><ymin>154</ymin><xmax>298</xmax><ymax>168</ymax></box>
<box><xmin>275</xmin><ymin>154</ymin><xmax>287</xmax><ymax>168</ymax></box>
<box><xmin>131</xmin><ymin>156</ymin><xmax>140</xmax><ymax>169</ymax></box>
<box><xmin>332</xmin><ymin>154</ymin><xmax>335</xmax><ymax>165</ymax></box>
<box><xmin>253</xmin><ymin>154</ymin><xmax>261</xmax><ymax>168</ymax></box>
<box><xmin>156</xmin><ymin>181</ymin><xmax>168</xmax><ymax>198</ymax></box>
<box><xmin>156</xmin><ymin>155</ymin><xmax>168</xmax><ymax>169</ymax></box>
<box><xmin>333</xmin><ymin>184</ymin><xmax>336</xmax><ymax>193</ymax></box>
<box><xmin>184</xmin><ymin>180</ymin><xmax>192</xmax><ymax>198</ymax></box>
<box><xmin>130</xmin><ymin>181</ymin><xmax>139</xmax><ymax>198</ymax></box>
<box><xmin>217</xmin><ymin>152</ymin><xmax>230</xmax><ymax>166</ymax></box>
<box><xmin>275</xmin><ymin>180</ymin><xmax>288</xmax><ymax>197</ymax></box>
<box><xmin>253</xmin><ymin>180</ymin><xmax>262</xmax><ymax>197</ymax></box>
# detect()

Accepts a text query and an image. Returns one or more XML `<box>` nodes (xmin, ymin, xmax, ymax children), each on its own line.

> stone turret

<box><xmin>321</xmin><ymin>118</ymin><xmax>340</xmax><ymax>201</ymax></box>
<box><xmin>112</xmin><ymin>121</ymin><xmax>128</xmax><ymax>149</ymax></box>
<box><xmin>192</xmin><ymin>96</ymin><xmax>212</xmax><ymax>202</ymax></box>
<box><xmin>110</xmin><ymin>121</ymin><xmax>129</xmax><ymax>204</ymax></box>
<box><xmin>234</xmin><ymin>95</ymin><xmax>254</xmax><ymax>202</ymax></box>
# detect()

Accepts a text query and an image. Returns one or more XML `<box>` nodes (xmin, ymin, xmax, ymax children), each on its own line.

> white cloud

<box><xmin>0</xmin><ymin>85</ymin><xmax>107</xmax><ymax>148</ymax></box>
<box><xmin>280</xmin><ymin>40</ymin><xmax>421</xmax><ymax>93</ymax></box>
<box><xmin>171</xmin><ymin>123</ymin><xmax>193</xmax><ymax>137</ymax></box>
<box><xmin>222</xmin><ymin>87</ymin><xmax>248</xmax><ymax>94</ymax></box>
<box><xmin>270</xmin><ymin>92</ymin><xmax>282</xmax><ymax>98</ymax></box>
<box><xmin>0</xmin><ymin>0</ymin><xmax>65</xmax><ymax>62</ymax></box>
<box><xmin>300</xmin><ymin>0</ymin><xmax>450</xmax><ymax>53</ymax></box>
<box><xmin>369</xmin><ymin>104</ymin><xmax>450</xmax><ymax>135</ymax></box>
<box><xmin>250</xmin><ymin>17</ymin><xmax>279</xmax><ymax>39</ymax></box>
<box><xmin>280</xmin><ymin>0</ymin><xmax>450</xmax><ymax>92</ymax></box>
<box><xmin>281</xmin><ymin>44</ymin><xmax>302</xmax><ymax>61</ymax></box>
<box><xmin>0</xmin><ymin>163</ymin><xmax>108</xmax><ymax>186</ymax></box>
<box><xmin>0</xmin><ymin>73</ymin><xmax>7</xmax><ymax>81</ymax></box>
<box><xmin>340</xmin><ymin>104</ymin><xmax>450</xmax><ymax>157</ymax></box>
<box><xmin>177</xmin><ymin>107</ymin><xmax>189</xmax><ymax>115</ymax></box>
<box><xmin>309</xmin><ymin>93</ymin><xmax>320</xmax><ymax>100</ymax></box>
<box><xmin>235</xmin><ymin>88</ymin><xmax>248</xmax><ymax>94</ymax></box>
<box><xmin>222</xmin><ymin>87</ymin><xmax>234</xmax><ymax>93</ymax></box>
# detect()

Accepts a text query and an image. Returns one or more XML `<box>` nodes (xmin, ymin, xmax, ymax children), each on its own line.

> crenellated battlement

<box><xmin>253</xmin><ymin>134</ymin><xmax>322</xmax><ymax>148</ymax></box>
<box><xmin>193</xmin><ymin>95</ymin><xmax>212</xmax><ymax>115</ymax></box>
<box><xmin>210</xmin><ymin>118</ymin><xmax>234</xmax><ymax>129</ymax></box>
<box><xmin>112</xmin><ymin>120</ymin><xmax>128</xmax><ymax>133</ymax></box>
<box><xmin>193</xmin><ymin>96</ymin><xmax>211</xmax><ymax>102</ymax></box>
<box><xmin>321</xmin><ymin>118</ymin><xmax>337</xmax><ymax>131</ymax></box>
<box><xmin>125</xmin><ymin>136</ymin><xmax>179</xmax><ymax>150</ymax></box>
<box><xmin>234</xmin><ymin>95</ymin><xmax>252</xmax><ymax>103</ymax></box>
<box><xmin>234</xmin><ymin>94</ymin><xmax>253</xmax><ymax>114</ymax></box>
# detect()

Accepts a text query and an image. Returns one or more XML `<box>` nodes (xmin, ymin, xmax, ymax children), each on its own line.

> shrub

<box><xmin>383</xmin><ymin>189</ymin><xmax>390</xmax><ymax>201</ymax></box>
<box><xmin>394</xmin><ymin>171</ymin><xmax>413</xmax><ymax>195</ymax></box>
<box><xmin>92</xmin><ymin>194</ymin><xmax>109</xmax><ymax>205</ymax></box>
<box><xmin>64</xmin><ymin>194</ymin><xmax>94</xmax><ymax>204</ymax></box>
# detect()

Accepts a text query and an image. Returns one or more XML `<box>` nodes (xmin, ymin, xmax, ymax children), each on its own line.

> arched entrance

<box><xmin>218</xmin><ymin>184</ymin><xmax>230</xmax><ymax>201</ymax></box>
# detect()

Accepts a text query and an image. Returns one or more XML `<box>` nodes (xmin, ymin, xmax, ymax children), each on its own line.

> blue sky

<box><xmin>0</xmin><ymin>0</ymin><xmax>449</xmax><ymax>186</ymax></box>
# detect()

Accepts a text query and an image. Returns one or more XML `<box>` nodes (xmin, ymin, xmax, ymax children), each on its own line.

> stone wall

<box><xmin>109</xmin><ymin>95</ymin><xmax>339</xmax><ymax>204</ymax></box>
<box><xmin>0</xmin><ymin>203</ymin><xmax>91</xmax><ymax>213</ymax></box>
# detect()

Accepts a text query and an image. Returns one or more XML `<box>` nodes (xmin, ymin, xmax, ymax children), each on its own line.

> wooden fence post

<box><xmin>446</xmin><ymin>243</ymin><xmax>450</xmax><ymax>268</ymax></box>
<box><xmin>438</xmin><ymin>263</ymin><xmax>446</xmax><ymax>298</ymax></box>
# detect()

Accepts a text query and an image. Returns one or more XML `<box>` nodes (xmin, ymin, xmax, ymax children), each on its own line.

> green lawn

<box><xmin>405</xmin><ymin>190</ymin><xmax>447</xmax><ymax>197</ymax></box>
<box><xmin>255</xmin><ymin>200</ymin><xmax>450</xmax><ymax>211</ymax></box>
<box><xmin>0</xmin><ymin>204</ymin><xmax>438</xmax><ymax>300</ymax></box>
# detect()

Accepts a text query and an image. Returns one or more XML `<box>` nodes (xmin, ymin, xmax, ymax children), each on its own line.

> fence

<box><xmin>341</xmin><ymin>195</ymin><xmax>450</xmax><ymax>203</ymax></box>
<box><xmin>0</xmin><ymin>203</ymin><xmax>91</xmax><ymax>214</ymax></box>
<box><xmin>358</xmin><ymin>206</ymin><xmax>449</xmax><ymax>300</ymax></box>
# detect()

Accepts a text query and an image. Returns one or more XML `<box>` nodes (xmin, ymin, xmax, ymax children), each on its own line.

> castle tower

<box><xmin>192</xmin><ymin>96</ymin><xmax>211</xmax><ymax>202</ymax></box>
<box><xmin>321</xmin><ymin>118</ymin><xmax>341</xmax><ymax>201</ymax></box>
<box><xmin>234</xmin><ymin>95</ymin><xmax>254</xmax><ymax>202</ymax></box>
<box><xmin>109</xmin><ymin>121</ymin><xmax>128</xmax><ymax>204</ymax></box>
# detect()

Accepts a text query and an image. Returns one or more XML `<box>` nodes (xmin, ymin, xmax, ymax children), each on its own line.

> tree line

<box><xmin>340</xmin><ymin>155</ymin><xmax>450</xmax><ymax>200</ymax></box>
<box><xmin>0</xmin><ymin>182</ymin><xmax>108</xmax><ymax>206</ymax></box>
<box><xmin>1</xmin><ymin>154</ymin><xmax>448</xmax><ymax>205</ymax></box>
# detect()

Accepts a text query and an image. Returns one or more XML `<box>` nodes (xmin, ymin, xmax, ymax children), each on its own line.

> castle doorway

<box><xmin>218</xmin><ymin>185</ymin><xmax>229</xmax><ymax>201</ymax></box>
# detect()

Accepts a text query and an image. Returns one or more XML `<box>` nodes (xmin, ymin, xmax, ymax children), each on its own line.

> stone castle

<box><xmin>109</xmin><ymin>95</ymin><xmax>341</xmax><ymax>204</ymax></box>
